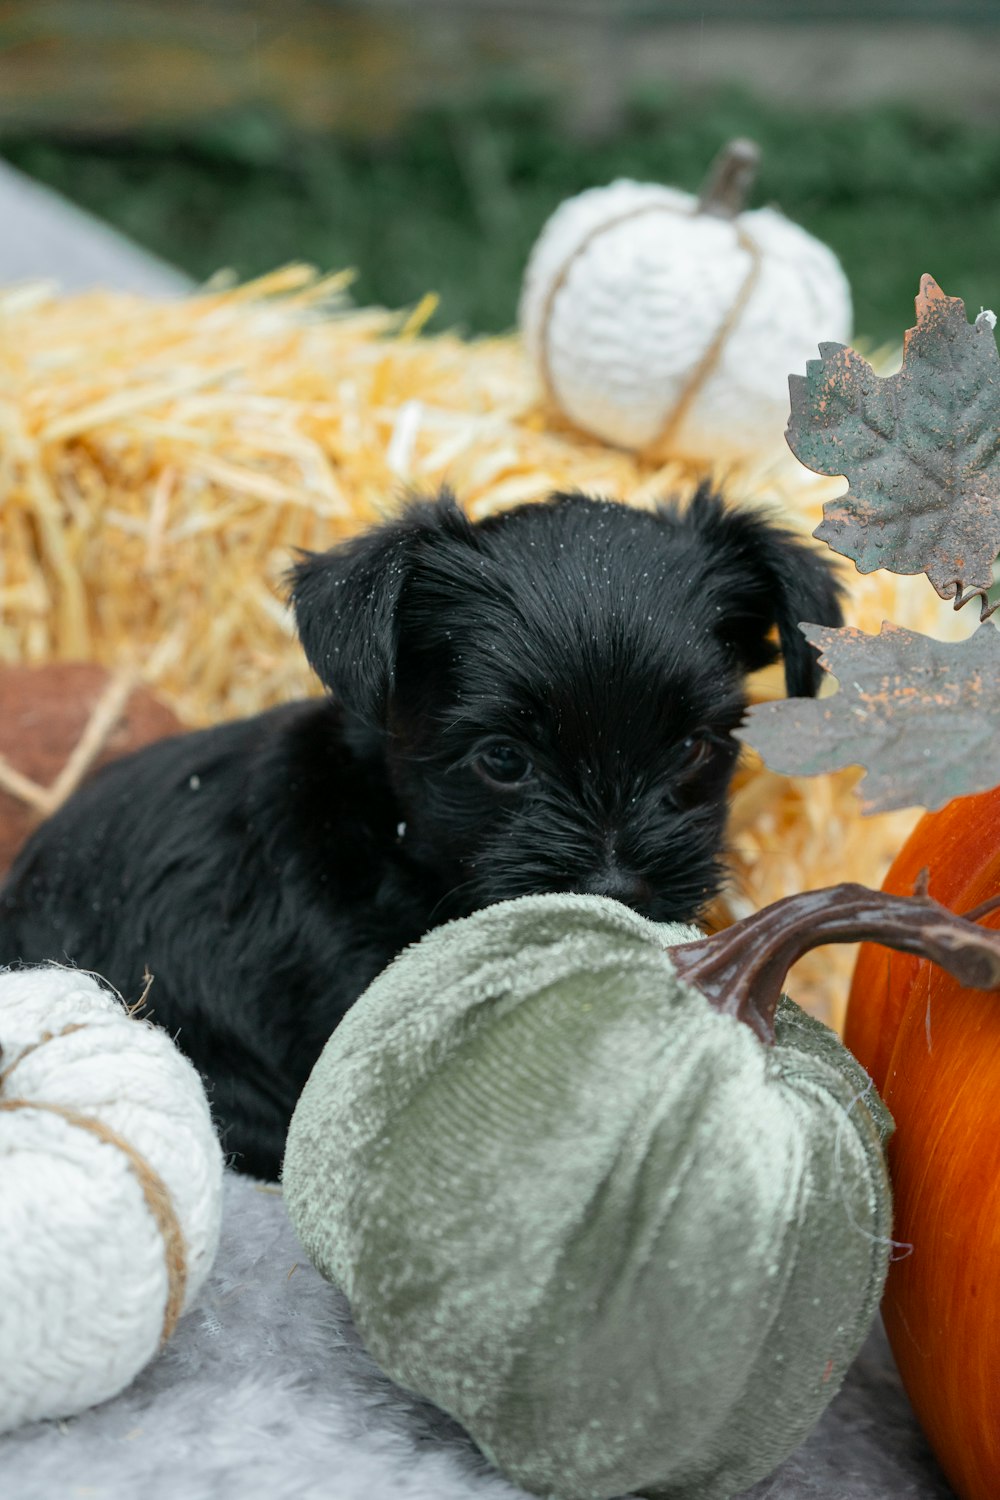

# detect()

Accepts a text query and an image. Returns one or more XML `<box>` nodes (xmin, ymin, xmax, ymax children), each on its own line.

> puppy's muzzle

<box><xmin>576</xmin><ymin>866</ymin><xmax>654</xmax><ymax>911</ymax></box>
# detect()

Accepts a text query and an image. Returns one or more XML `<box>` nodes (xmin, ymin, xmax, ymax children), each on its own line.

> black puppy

<box><xmin>0</xmin><ymin>486</ymin><xmax>841</xmax><ymax>1178</ymax></box>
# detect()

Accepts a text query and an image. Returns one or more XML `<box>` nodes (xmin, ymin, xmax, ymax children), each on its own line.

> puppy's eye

<box><xmin>678</xmin><ymin>733</ymin><xmax>716</xmax><ymax>777</ymax></box>
<box><xmin>474</xmin><ymin>741</ymin><xmax>534</xmax><ymax>787</ymax></box>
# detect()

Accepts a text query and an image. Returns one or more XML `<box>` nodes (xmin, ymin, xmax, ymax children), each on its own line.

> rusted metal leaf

<box><xmin>738</xmin><ymin>621</ymin><xmax>1000</xmax><ymax>814</ymax></box>
<box><xmin>788</xmin><ymin>275</ymin><xmax>1000</xmax><ymax>618</ymax></box>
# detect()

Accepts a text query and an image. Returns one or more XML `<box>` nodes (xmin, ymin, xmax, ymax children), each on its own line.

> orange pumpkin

<box><xmin>844</xmin><ymin>787</ymin><xmax>1000</xmax><ymax>1500</ymax></box>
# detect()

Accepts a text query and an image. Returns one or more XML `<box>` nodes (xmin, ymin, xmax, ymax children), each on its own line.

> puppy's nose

<box><xmin>578</xmin><ymin>867</ymin><xmax>653</xmax><ymax>910</ymax></box>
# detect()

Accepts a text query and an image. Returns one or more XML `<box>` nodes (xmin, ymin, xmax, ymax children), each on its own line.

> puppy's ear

<box><xmin>671</xmin><ymin>483</ymin><xmax>845</xmax><ymax>697</ymax></box>
<box><xmin>289</xmin><ymin>489</ymin><xmax>471</xmax><ymax>726</ymax></box>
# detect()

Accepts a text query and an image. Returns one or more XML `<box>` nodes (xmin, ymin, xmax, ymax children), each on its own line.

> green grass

<box><xmin>5</xmin><ymin>86</ymin><xmax>1000</xmax><ymax>343</ymax></box>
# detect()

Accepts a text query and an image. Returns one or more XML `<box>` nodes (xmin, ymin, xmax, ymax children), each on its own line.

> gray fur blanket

<box><xmin>3</xmin><ymin>1173</ymin><xmax>953</xmax><ymax>1500</ymax></box>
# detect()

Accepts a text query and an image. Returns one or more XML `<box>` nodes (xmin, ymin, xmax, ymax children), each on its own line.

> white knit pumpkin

<box><xmin>519</xmin><ymin>140</ymin><xmax>852</xmax><ymax>465</ymax></box>
<box><xmin>0</xmin><ymin>966</ymin><xmax>224</xmax><ymax>1433</ymax></box>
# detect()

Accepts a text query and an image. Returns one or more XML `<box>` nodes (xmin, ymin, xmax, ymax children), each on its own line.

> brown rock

<box><xmin>0</xmin><ymin>662</ymin><xmax>183</xmax><ymax>879</ymax></box>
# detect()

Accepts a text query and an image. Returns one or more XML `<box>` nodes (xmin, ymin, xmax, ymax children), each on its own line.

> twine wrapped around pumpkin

<box><xmin>0</xmin><ymin>967</ymin><xmax>224</xmax><ymax>1434</ymax></box>
<box><xmin>519</xmin><ymin>139</ymin><xmax>852</xmax><ymax>465</ymax></box>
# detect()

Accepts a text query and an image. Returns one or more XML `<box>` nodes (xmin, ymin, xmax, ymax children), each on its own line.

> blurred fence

<box><xmin>3</xmin><ymin>1</ymin><xmax>1000</xmax><ymax>140</ymax></box>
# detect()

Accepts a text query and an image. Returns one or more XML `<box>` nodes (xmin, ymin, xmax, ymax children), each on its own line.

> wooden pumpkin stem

<box><xmin>960</xmin><ymin>890</ymin><xmax>1000</xmax><ymax>924</ymax></box>
<box><xmin>668</xmin><ymin>882</ymin><xmax>1000</xmax><ymax>1045</ymax></box>
<box><xmin>697</xmin><ymin>138</ymin><xmax>760</xmax><ymax>220</ymax></box>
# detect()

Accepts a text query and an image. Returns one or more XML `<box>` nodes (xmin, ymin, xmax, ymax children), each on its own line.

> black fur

<box><xmin>0</xmin><ymin>486</ymin><xmax>842</xmax><ymax>1178</ymax></box>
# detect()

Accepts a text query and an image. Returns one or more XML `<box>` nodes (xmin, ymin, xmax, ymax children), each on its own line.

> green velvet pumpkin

<box><xmin>283</xmin><ymin>893</ymin><xmax>893</xmax><ymax>1500</ymax></box>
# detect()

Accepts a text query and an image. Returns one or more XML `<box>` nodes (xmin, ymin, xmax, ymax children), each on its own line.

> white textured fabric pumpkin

<box><xmin>519</xmin><ymin>139</ymin><xmax>852</xmax><ymax>464</ymax></box>
<box><xmin>0</xmin><ymin>966</ymin><xmax>224</xmax><ymax>1433</ymax></box>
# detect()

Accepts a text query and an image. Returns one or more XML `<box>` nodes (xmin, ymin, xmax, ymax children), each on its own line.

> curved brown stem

<box><xmin>668</xmin><ymin>883</ymin><xmax>1000</xmax><ymax>1046</ymax></box>
<box><xmin>697</xmin><ymin>138</ymin><xmax>760</xmax><ymax>220</ymax></box>
<box><xmin>960</xmin><ymin>891</ymin><xmax>1000</xmax><ymax>924</ymax></box>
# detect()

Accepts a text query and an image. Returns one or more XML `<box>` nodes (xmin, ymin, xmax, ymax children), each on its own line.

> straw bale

<box><xmin>0</xmin><ymin>268</ymin><xmax>970</xmax><ymax>1029</ymax></box>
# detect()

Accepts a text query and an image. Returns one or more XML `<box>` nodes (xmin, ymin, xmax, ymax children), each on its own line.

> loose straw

<box><xmin>0</xmin><ymin>665</ymin><xmax>137</xmax><ymax>818</ymax></box>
